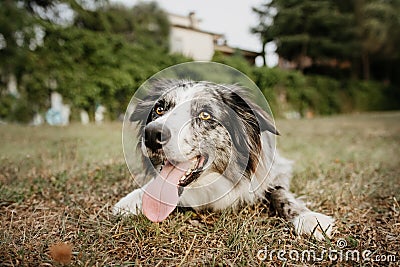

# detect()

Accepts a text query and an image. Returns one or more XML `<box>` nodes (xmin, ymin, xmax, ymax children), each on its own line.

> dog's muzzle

<box><xmin>144</xmin><ymin>122</ymin><xmax>171</xmax><ymax>150</ymax></box>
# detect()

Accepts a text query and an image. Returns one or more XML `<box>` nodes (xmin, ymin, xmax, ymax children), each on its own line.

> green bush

<box><xmin>214</xmin><ymin>53</ymin><xmax>400</xmax><ymax>116</ymax></box>
<box><xmin>13</xmin><ymin>26</ymin><xmax>190</xmax><ymax>121</ymax></box>
<box><xmin>8</xmin><ymin>99</ymin><xmax>36</xmax><ymax>123</ymax></box>
<box><xmin>0</xmin><ymin>94</ymin><xmax>15</xmax><ymax>120</ymax></box>
<box><xmin>348</xmin><ymin>80</ymin><xmax>387</xmax><ymax>111</ymax></box>
<box><xmin>212</xmin><ymin>51</ymin><xmax>253</xmax><ymax>78</ymax></box>
<box><xmin>306</xmin><ymin>76</ymin><xmax>342</xmax><ymax>114</ymax></box>
<box><xmin>3</xmin><ymin>42</ymin><xmax>399</xmax><ymax>123</ymax></box>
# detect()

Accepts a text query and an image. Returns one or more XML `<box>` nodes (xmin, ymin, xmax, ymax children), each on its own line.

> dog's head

<box><xmin>130</xmin><ymin>79</ymin><xmax>278</xmax><ymax>221</ymax></box>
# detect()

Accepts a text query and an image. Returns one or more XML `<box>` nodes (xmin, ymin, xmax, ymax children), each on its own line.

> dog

<box><xmin>114</xmin><ymin>79</ymin><xmax>334</xmax><ymax>240</ymax></box>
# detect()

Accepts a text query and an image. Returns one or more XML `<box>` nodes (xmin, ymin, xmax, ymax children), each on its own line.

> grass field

<box><xmin>1</xmin><ymin>112</ymin><xmax>399</xmax><ymax>266</ymax></box>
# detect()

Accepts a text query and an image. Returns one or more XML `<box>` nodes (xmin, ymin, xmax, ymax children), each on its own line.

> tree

<box><xmin>0</xmin><ymin>0</ymin><xmax>56</xmax><ymax>121</ymax></box>
<box><xmin>73</xmin><ymin>1</ymin><xmax>170</xmax><ymax>50</ymax></box>
<box><xmin>0</xmin><ymin>0</ymin><xmax>47</xmax><ymax>76</ymax></box>
<box><xmin>252</xmin><ymin>0</ymin><xmax>400</xmax><ymax>82</ymax></box>
<box><xmin>251</xmin><ymin>3</ymin><xmax>276</xmax><ymax>66</ymax></box>
<box><xmin>355</xmin><ymin>0</ymin><xmax>400</xmax><ymax>80</ymax></box>
<box><xmin>35</xmin><ymin>25</ymin><xmax>185</xmax><ymax>116</ymax></box>
<box><xmin>252</xmin><ymin>0</ymin><xmax>356</xmax><ymax>72</ymax></box>
<box><xmin>131</xmin><ymin>2</ymin><xmax>170</xmax><ymax>50</ymax></box>
<box><xmin>0</xmin><ymin>1</ymin><xmax>187</xmax><ymax>122</ymax></box>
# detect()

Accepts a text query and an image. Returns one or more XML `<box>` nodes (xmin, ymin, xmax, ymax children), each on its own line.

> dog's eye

<box><xmin>155</xmin><ymin>106</ymin><xmax>165</xmax><ymax>115</ymax></box>
<box><xmin>199</xmin><ymin>111</ymin><xmax>211</xmax><ymax>120</ymax></box>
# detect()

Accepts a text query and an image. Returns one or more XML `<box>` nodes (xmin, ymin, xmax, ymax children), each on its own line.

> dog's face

<box><xmin>130</xmin><ymin>80</ymin><xmax>278</xmax><ymax>221</ymax></box>
<box><xmin>144</xmin><ymin>88</ymin><xmax>230</xmax><ymax>185</ymax></box>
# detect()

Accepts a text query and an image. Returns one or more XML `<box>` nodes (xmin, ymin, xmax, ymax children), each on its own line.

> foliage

<box><xmin>1</xmin><ymin>0</ymin><xmax>399</xmax><ymax>123</ymax></box>
<box><xmin>253</xmin><ymin>1</ymin><xmax>356</xmax><ymax>68</ymax></box>
<box><xmin>252</xmin><ymin>0</ymin><xmax>400</xmax><ymax>82</ymax></box>
<box><xmin>31</xmin><ymin>26</ymin><xmax>186</xmax><ymax>117</ymax></box>
<box><xmin>212</xmin><ymin>51</ymin><xmax>254</xmax><ymax>78</ymax></box>
<box><xmin>257</xmin><ymin>67</ymin><xmax>399</xmax><ymax>117</ymax></box>
<box><xmin>73</xmin><ymin>2</ymin><xmax>170</xmax><ymax>49</ymax></box>
<box><xmin>0</xmin><ymin>0</ymin><xmax>36</xmax><ymax>75</ymax></box>
<box><xmin>219</xmin><ymin>54</ymin><xmax>400</xmax><ymax>117</ymax></box>
<box><xmin>0</xmin><ymin>1</ymin><xmax>187</xmax><ymax>121</ymax></box>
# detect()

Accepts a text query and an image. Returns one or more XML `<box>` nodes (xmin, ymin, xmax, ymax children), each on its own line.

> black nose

<box><xmin>144</xmin><ymin>122</ymin><xmax>171</xmax><ymax>150</ymax></box>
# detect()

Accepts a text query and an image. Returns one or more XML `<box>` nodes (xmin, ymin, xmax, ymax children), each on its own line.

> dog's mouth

<box><xmin>142</xmin><ymin>155</ymin><xmax>207</xmax><ymax>222</ymax></box>
<box><xmin>175</xmin><ymin>156</ymin><xmax>207</xmax><ymax>187</ymax></box>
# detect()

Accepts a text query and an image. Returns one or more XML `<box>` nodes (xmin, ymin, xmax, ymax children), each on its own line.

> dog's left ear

<box><xmin>228</xmin><ymin>89</ymin><xmax>279</xmax><ymax>135</ymax></box>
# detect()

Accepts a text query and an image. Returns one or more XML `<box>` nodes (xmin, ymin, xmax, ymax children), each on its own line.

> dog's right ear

<box><xmin>129</xmin><ymin>99</ymin><xmax>155</xmax><ymax>125</ymax></box>
<box><xmin>129</xmin><ymin>79</ymin><xmax>178</xmax><ymax>125</ymax></box>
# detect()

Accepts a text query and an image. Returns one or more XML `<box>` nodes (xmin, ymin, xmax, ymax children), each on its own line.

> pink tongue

<box><xmin>142</xmin><ymin>161</ymin><xmax>192</xmax><ymax>222</ymax></box>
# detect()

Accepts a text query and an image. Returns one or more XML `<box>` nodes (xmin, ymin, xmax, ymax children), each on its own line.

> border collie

<box><xmin>114</xmin><ymin>80</ymin><xmax>334</xmax><ymax>240</ymax></box>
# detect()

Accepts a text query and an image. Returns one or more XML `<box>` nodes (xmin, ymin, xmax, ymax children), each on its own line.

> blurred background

<box><xmin>1</xmin><ymin>0</ymin><xmax>400</xmax><ymax>124</ymax></box>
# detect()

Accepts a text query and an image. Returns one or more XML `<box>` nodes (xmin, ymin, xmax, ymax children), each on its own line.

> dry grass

<box><xmin>1</xmin><ymin>113</ymin><xmax>399</xmax><ymax>266</ymax></box>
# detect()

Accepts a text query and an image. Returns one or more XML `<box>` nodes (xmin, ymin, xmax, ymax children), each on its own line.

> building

<box><xmin>168</xmin><ymin>12</ymin><xmax>260</xmax><ymax>65</ymax></box>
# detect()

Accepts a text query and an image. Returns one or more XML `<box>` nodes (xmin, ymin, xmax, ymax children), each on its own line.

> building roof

<box><xmin>171</xmin><ymin>24</ymin><xmax>224</xmax><ymax>38</ymax></box>
<box><xmin>214</xmin><ymin>44</ymin><xmax>261</xmax><ymax>57</ymax></box>
<box><xmin>168</xmin><ymin>12</ymin><xmax>224</xmax><ymax>37</ymax></box>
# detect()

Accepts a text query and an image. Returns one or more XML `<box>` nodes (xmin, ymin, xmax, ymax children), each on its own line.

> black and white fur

<box><xmin>114</xmin><ymin>80</ymin><xmax>334</xmax><ymax>240</ymax></box>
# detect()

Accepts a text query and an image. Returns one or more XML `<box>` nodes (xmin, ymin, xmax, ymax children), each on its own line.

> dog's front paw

<box><xmin>292</xmin><ymin>211</ymin><xmax>334</xmax><ymax>240</ymax></box>
<box><xmin>113</xmin><ymin>188</ymin><xmax>143</xmax><ymax>216</ymax></box>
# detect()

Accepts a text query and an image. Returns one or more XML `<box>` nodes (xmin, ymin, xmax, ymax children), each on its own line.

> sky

<box><xmin>112</xmin><ymin>0</ymin><xmax>278</xmax><ymax>66</ymax></box>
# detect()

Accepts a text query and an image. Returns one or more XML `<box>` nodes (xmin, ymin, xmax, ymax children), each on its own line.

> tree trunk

<box><xmin>361</xmin><ymin>51</ymin><xmax>370</xmax><ymax>80</ymax></box>
<box><xmin>261</xmin><ymin>41</ymin><xmax>267</xmax><ymax>67</ymax></box>
<box><xmin>298</xmin><ymin>42</ymin><xmax>308</xmax><ymax>73</ymax></box>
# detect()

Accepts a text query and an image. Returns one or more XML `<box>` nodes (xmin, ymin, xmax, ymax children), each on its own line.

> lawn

<box><xmin>1</xmin><ymin>112</ymin><xmax>399</xmax><ymax>266</ymax></box>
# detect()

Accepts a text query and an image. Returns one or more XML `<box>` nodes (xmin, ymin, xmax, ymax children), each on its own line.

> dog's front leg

<box><xmin>268</xmin><ymin>186</ymin><xmax>334</xmax><ymax>240</ymax></box>
<box><xmin>113</xmin><ymin>183</ymin><xmax>149</xmax><ymax>215</ymax></box>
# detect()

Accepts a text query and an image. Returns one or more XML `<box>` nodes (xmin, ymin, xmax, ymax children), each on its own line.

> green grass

<box><xmin>1</xmin><ymin>113</ymin><xmax>399</xmax><ymax>266</ymax></box>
